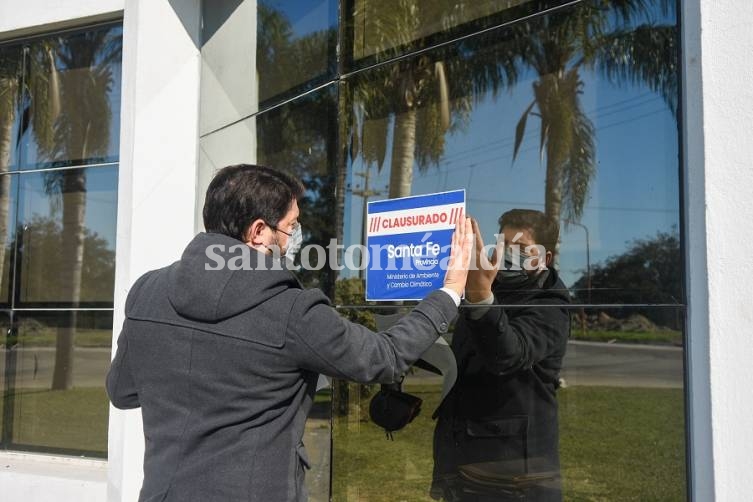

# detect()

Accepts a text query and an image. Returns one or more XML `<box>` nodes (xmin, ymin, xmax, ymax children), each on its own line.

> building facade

<box><xmin>0</xmin><ymin>0</ymin><xmax>750</xmax><ymax>500</ymax></box>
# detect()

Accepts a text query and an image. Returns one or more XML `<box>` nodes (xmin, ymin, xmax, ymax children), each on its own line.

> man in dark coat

<box><xmin>432</xmin><ymin>210</ymin><xmax>571</xmax><ymax>502</ymax></box>
<box><xmin>106</xmin><ymin>164</ymin><xmax>473</xmax><ymax>502</ymax></box>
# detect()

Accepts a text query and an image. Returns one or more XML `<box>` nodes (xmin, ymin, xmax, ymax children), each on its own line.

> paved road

<box><xmin>561</xmin><ymin>340</ymin><xmax>683</xmax><ymax>388</ymax></box>
<box><xmin>0</xmin><ymin>346</ymin><xmax>111</xmax><ymax>389</ymax></box>
<box><xmin>400</xmin><ymin>340</ymin><xmax>684</xmax><ymax>390</ymax></box>
<box><xmin>0</xmin><ymin>339</ymin><xmax>684</xmax><ymax>391</ymax></box>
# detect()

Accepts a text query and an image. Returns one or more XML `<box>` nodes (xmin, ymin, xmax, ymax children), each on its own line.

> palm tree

<box><xmin>1</xmin><ymin>41</ymin><xmax>64</xmax><ymax>299</ymax></box>
<box><xmin>0</xmin><ymin>46</ymin><xmax>24</xmax><ymax>299</ymax></box>
<box><xmin>349</xmin><ymin>3</ymin><xmax>521</xmax><ymax>199</ymax></box>
<box><xmin>349</xmin><ymin>0</ymin><xmax>677</xmax><ymax>238</ymax></box>
<box><xmin>21</xmin><ymin>28</ymin><xmax>121</xmax><ymax>390</ymax></box>
<box><xmin>511</xmin><ymin>0</ymin><xmax>678</xmax><ymax>224</ymax></box>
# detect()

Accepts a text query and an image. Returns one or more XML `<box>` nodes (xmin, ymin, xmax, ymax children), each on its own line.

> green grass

<box><xmin>559</xmin><ymin>386</ymin><xmax>686</xmax><ymax>501</ymax></box>
<box><xmin>331</xmin><ymin>384</ymin><xmax>686</xmax><ymax>501</ymax></box>
<box><xmin>0</xmin><ymin>384</ymin><xmax>687</xmax><ymax>501</ymax></box>
<box><xmin>5</xmin><ymin>387</ymin><xmax>108</xmax><ymax>455</ymax></box>
<box><xmin>570</xmin><ymin>329</ymin><xmax>682</xmax><ymax>346</ymax></box>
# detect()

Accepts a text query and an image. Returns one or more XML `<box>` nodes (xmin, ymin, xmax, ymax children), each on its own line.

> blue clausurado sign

<box><xmin>366</xmin><ymin>189</ymin><xmax>466</xmax><ymax>301</ymax></box>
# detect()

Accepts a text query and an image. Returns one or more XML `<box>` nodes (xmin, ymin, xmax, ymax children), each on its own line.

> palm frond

<box><xmin>361</xmin><ymin>115</ymin><xmax>389</xmax><ymax>172</ymax></box>
<box><xmin>513</xmin><ymin>100</ymin><xmax>536</xmax><ymax>162</ymax></box>
<box><xmin>591</xmin><ymin>23</ymin><xmax>678</xmax><ymax>116</ymax></box>
<box><xmin>561</xmin><ymin>90</ymin><xmax>595</xmax><ymax>222</ymax></box>
<box><xmin>414</xmin><ymin>97</ymin><xmax>448</xmax><ymax>171</ymax></box>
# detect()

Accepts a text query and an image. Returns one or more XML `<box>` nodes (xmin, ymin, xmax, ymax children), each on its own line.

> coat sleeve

<box><xmin>286</xmin><ymin>289</ymin><xmax>458</xmax><ymax>384</ymax></box>
<box><xmin>461</xmin><ymin>298</ymin><xmax>569</xmax><ymax>376</ymax></box>
<box><xmin>106</xmin><ymin>271</ymin><xmax>155</xmax><ymax>409</ymax></box>
<box><xmin>106</xmin><ymin>323</ymin><xmax>141</xmax><ymax>409</ymax></box>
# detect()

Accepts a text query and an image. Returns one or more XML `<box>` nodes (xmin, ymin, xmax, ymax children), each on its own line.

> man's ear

<box><xmin>244</xmin><ymin>218</ymin><xmax>268</xmax><ymax>245</ymax></box>
<box><xmin>544</xmin><ymin>250</ymin><xmax>554</xmax><ymax>269</ymax></box>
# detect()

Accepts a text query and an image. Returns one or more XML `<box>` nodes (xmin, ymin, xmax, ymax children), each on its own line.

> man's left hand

<box><xmin>466</xmin><ymin>218</ymin><xmax>500</xmax><ymax>303</ymax></box>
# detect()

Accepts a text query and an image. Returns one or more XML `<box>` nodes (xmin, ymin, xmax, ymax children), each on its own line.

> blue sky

<box><xmin>260</xmin><ymin>0</ymin><xmax>337</xmax><ymax>37</ymax></box>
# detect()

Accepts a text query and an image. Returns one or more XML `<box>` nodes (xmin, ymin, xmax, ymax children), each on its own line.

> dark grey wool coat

<box><xmin>431</xmin><ymin>270</ymin><xmax>570</xmax><ymax>501</ymax></box>
<box><xmin>107</xmin><ymin>232</ymin><xmax>458</xmax><ymax>502</ymax></box>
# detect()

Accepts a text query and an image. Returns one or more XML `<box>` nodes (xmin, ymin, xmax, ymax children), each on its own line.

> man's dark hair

<box><xmin>499</xmin><ymin>209</ymin><xmax>559</xmax><ymax>253</ymax></box>
<box><xmin>203</xmin><ymin>164</ymin><xmax>304</xmax><ymax>241</ymax></box>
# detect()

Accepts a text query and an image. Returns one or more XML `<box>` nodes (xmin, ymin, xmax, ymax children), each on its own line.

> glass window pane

<box><xmin>0</xmin><ymin>44</ymin><xmax>24</xmax><ymax>171</ymax></box>
<box><xmin>560</xmin><ymin>306</ymin><xmax>686</xmax><ymax>500</ymax></box>
<box><xmin>200</xmin><ymin>0</ymin><xmax>337</xmax><ymax>134</ymax></box>
<box><xmin>0</xmin><ymin>311</ymin><xmax>9</xmax><ymax>446</ymax></box>
<box><xmin>350</xmin><ymin>0</ymin><xmax>543</xmax><ymax>64</ymax></box>
<box><xmin>332</xmin><ymin>306</ymin><xmax>686</xmax><ymax>501</ymax></box>
<box><xmin>256</xmin><ymin>87</ymin><xmax>338</xmax><ymax>293</ymax></box>
<box><xmin>0</xmin><ymin>174</ymin><xmax>17</xmax><ymax>306</ymax></box>
<box><xmin>16</xmin><ymin>165</ymin><xmax>118</xmax><ymax>306</ymax></box>
<box><xmin>199</xmin><ymin>85</ymin><xmax>338</xmax><ymax>294</ymax></box>
<box><xmin>342</xmin><ymin>0</ymin><xmax>680</xmax><ymax>306</ymax></box>
<box><xmin>332</xmin><ymin>1</ymin><xmax>685</xmax><ymax>500</ymax></box>
<box><xmin>8</xmin><ymin>310</ymin><xmax>111</xmax><ymax>456</ymax></box>
<box><xmin>19</xmin><ymin>24</ymin><xmax>122</xmax><ymax>170</ymax></box>
<box><xmin>256</xmin><ymin>0</ymin><xmax>337</xmax><ymax>104</ymax></box>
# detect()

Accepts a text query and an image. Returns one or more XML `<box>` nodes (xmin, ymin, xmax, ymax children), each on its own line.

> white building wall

<box><xmin>0</xmin><ymin>451</ymin><xmax>107</xmax><ymax>501</ymax></box>
<box><xmin>683</xmin><ymin>1</ymin><xmax>753</xmax><ymax>501</ymax></box>
<box><xmin>0</xmin><ymin>0</ymin><xmax>124</xmax><ymax>38</ymax></box>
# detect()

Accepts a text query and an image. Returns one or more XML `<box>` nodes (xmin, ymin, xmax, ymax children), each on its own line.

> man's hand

<box><xmin>443</xmin><ymin>215</ymin><xmax>474</xmax><ymax>298</ymax></box>
<box><xmin>465</xmin><ymin>218</ymin><xmax>500</xmax><ymax>303</ymax></box>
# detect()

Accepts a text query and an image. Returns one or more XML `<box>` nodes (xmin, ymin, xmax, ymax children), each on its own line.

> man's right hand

<box><xmin>443</xmin><ymin>215</ymin><xmax>474</xmax><ymax>298</ymax></box>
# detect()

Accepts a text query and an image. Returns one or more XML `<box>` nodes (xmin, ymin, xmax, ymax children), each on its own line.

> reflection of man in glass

<box><xmin>432</xmin><ymin>209</ymin><xmax>571</xmax><ymax>502</ymax></box>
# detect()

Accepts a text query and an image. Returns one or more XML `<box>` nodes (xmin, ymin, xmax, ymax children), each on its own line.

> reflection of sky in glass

<box><xmin>340</xmin><ymin>2</ymin><xmax>679</xmax><ymax>289</ymax></box>
<box><xmin>260</xmin><ymin>0</ymin><xmax>337</xmax><ymax>38</ymax></box>
<box><xmin>18</xmin><ymin>166</ymin><xmax>118</xmax><ymax>251</ymax></box>
<box><xmin>344</xmin><ymin>67</ymin><xmax>679</xmax><ymax>288</ymax></box>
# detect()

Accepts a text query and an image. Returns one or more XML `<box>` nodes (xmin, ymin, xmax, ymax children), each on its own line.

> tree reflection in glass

<box><xmin>349</xmin><ymin>0</ymin><xmax>677</xmax><ymax>234</ymax></box>
<box><xmin>0</xmin><ymin>46</ymin><xmax>22</xmax><ymax>302</ymax></box>
<box><xmin>19</xmin><ymin>27</ymin><xmax>121</xmax><ymax>390</ymax></box>
<box><xmin>256</xmin><ymin>0</ymin><xmax>337</xmax><ymax>105</ymax></box>
<box><xmin>336</xmin><ymin>1</ymin><xmax>683</xmax><ymax>500</ymax></box>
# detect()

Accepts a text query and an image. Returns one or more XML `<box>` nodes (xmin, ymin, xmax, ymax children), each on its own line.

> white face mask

<box><xmin>284</xmin><ymin>224</ymin><xmax>303</xmax><ymax>262</ymax></box>
<box><xmin>265</xmin><ymin>221</ymin><xmax>302</xmax><ymax>265</ymax></box>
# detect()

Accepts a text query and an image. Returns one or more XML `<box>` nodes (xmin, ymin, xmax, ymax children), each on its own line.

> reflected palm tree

<box><xmin>512</xmin><ymin>0</ymin><xmax>677</xmax><ymax>224</ymax></box>
<box><xmin>350</xmin><ymin>0</ymin><xmax>677</xmax><ymax>233</ymax></box>
<box><xmin>256</xmin><ymin>10</ymin><xmax>338</xmax><ymax>285</ymax></box>
<box><xmin>350</xmin><ymin>3</ymin><xmax>517</xmax><ymax>199</ymax></box>
<box><xmin>257</xmin><ymin>3</ymin><xmax>337</xmax><ymax>104</ymax></box>
<box><xmin>0</xmin><ymin>47</ymin><xmax>23</xmax><ymax>299</ymax></box>
<box><xmin>1</xmin><ymin>41</ymin><xmax>65</xmax><ymax>297</ymax></box>
<box><xmin>21</xmin><ymin>29</ymin><xmax>121</xmax><ymax>390</ymax></box>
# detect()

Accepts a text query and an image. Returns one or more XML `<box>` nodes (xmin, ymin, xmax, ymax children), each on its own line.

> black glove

<box><xmin>368</xmin><ymin>382</ymin><xmax>422</xmax><ymax>440</ymax></box>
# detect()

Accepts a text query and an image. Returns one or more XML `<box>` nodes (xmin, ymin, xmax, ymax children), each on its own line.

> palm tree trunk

<box><xmin>0</xmin><ymin>83</ymin><xmax>16</xmax><ymax>291</ymax></box>
<box><xmin>544</xmin><ymin>137</ymin><xmax>563</xmax><ymax>263</ymax></box>
<box><xmin>388</xmin><ymin>107</ymin><xmax>417</xmax><ymax>198</ymax></box>
<box><xmin>544</xmin><ymin>161</ymin><xmax>563</xmax><ymax>224</ymax></box>
<box><xmin>51</xmin><ymin>165</ymin><xmax>87</xmax><ymax>390</ymax></box>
